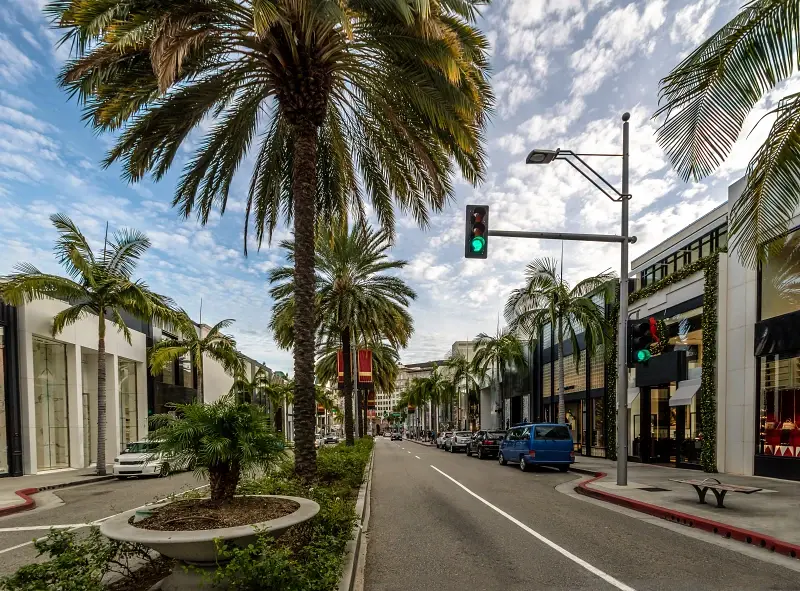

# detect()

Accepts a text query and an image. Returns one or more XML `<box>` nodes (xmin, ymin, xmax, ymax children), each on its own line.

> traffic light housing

<box><xmin>629</xmin><ymin>317</ymin><xmax>659</xmax><ymax>365</ymax></box>
<box><xmin>465</xmin><ymin>205</ymin><xmax>489</xmax><ymax>259</ymax></box>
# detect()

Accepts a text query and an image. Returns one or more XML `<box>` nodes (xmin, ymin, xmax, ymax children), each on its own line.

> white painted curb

<box><xmin>338</xmin><ymin>446</ymin><xmax>374</xmax><ymax>591</ymax></box>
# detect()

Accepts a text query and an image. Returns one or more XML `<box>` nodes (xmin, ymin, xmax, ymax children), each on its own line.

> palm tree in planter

<box><xmin>472</xmin><ymin>329</ymin><xmax>526</xmax><ymax>429</ymax></box>
<box><xmin>50</xmin><ymin>0</ymin><xmax>493</xmax><ymax>479</ymax></box>
<box><xmin>505</xmin><ymin>258</ymin><xmax>613</xmax><ymax>425</ymax></box>
<box><xmin>149</xmin><ymin>316</ymin><xmax>241</xmax><ymax>404</ymax></box>
<box><xmin>0</xmin><ymin>214</ymin><xmax>178</xmax><ymax>476</ymax></box>
<box><xmin>149</xmin><ymin>395</ymin><xmax>286</xmax><ymax>503</ymax></box>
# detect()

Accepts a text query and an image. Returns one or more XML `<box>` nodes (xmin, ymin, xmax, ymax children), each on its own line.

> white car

<box><xmin>113</xmin><ymin>440</ymin><xmax>188</xmax><ymax>478</ymax></box>
<box><xmin>437</xmin><ymin>431</ymin><xmax>453</xmax><ymax>449</ymax></box>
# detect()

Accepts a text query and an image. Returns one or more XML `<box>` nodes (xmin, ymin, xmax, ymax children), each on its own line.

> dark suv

<box><xmin>466</xmin><ymin>430</ymin><xmax>506</xmax><ymax>459</ymax></box>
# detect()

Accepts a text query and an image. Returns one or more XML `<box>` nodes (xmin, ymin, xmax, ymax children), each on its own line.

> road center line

<box><xmin>430</xmin><ymin>465</ymin><xmax>636</xmax><ymax>591</ymax></box>
<box><xmin>0</xmin><ymin>483</ymin><xmax>210</xmax><ymax>556</ymax></box>
<box><xmin>415</xmin><ymin>456</ymin><xmax>420</xmax><ymax>459</ymax></box>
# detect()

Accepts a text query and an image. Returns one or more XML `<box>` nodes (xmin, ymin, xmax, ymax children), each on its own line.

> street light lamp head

<box><xmin>525</xmin><ymin>149</ymin><xmax>559</xmax><ymax>165</ymax></box>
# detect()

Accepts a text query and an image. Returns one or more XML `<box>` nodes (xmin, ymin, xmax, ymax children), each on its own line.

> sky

<box><xmin>0</xmin><ymin>0</ymin><xmax>797</xmax><ymax>374</ymax></box>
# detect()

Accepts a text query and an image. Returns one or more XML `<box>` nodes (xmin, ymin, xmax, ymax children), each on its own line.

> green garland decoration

<box><xmin>606</xmin><ymin>250</ymin><xmax>724</xmax><ymax>471</ymax></box>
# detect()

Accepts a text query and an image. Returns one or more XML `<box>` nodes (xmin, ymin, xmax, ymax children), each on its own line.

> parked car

<box><xmin>446</xmin><ymin>431</ymin><xmax>472</xmax><ymax>453</ymax></box>
<box><xmin>498</xmin><ymin>424</ymin><xmax>575</xmax><ymax>472</ymax></box>
<box><xmin>437</xmin><ymin>431</ymin><xmax>453</xmax><ymax>449</ymax></box>
<box><xmin>466</xmin><ymin>430</ymin><xmax>506</xmax><ymax>459</ymax></box>
<box><xmin>383</xmin><ymin>432</ymin><xmax>391</xmax><ymax>438</ymax></box>
<box><xmin>324</xmin><ymin>433</ymin><xmax>339</xmax><ymax>444</ymax></box>
<box><xmin>113</xmin><ymin>440</ymin><xmax>179</xmax><ymax>478</ymax></box>
<box><xmin>391</xmin><ymin>432</ymin><xmax>402</xmax><ymax>441</ymax></box>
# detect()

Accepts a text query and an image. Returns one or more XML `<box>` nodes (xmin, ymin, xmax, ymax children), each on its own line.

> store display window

<box><xmin>758</xmin><ymin>355</ymin><xmax>800</xmax><ymax>457</ymax></box>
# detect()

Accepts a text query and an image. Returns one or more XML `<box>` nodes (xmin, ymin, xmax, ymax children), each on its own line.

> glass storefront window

<box><xmin>161</xmin><ymin>357</ymin><xmax>175</xmax><ymax>385</ymax></box>
<box><xmin>591</xmin><ymin>397</ymin><xmax>604</xmax><ymax>448</ymax></box>
<box><xmin>179</xmin><ymin>353</ymin><xmax>192</xmax><ymax>389</ymax></box>
<box><xmin>0</xmin><ymin>327</ymin><xmax>7</xmax><ymax>475</ymax></box>
<box><xmin>665</xmin><ymin>306</ymin><xmax>703</xmax><ymax>380</ymax></box>
<box><xmin>558</xmin><ymin>354</ymin><xmax>585</xmax><ymax>394</ymax></box>
<box><xmin>119</xmin><ymin>360</ymin><xmax>138</xmax><ymax>450</ymax></box>
<box><xmin>33</xmin><ymin>338</ymin><xmax>70</xmax><ymax>470</ymax></box>
<box><xmin>761</xmin><ymin>229</ymin><xmax>800</xmax><ymax>320</ymax></box>
<box><xmin>590</xmin><ymin>347</ymin><xmax>604</xmax><ymax>390</ymax></box>
<box><xmin>542</xmin><ymin>362</ymin><xmax>552</xmax><ymax>404</ymax></box>
<box><xmin>757</xmin><ymin>354</ymin><xmax>800</xmax><ymax>456</ymax></box>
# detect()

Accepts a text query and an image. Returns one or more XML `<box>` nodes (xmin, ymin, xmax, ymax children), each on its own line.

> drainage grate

<box><xmin>640</xmin><ymin>487</ymin><xmax>670</xmax><ymax>492</ymax></box>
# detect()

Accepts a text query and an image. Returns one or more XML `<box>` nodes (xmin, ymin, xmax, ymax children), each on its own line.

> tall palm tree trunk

<box><xmin>197</xmin><ymin>354</ymin><xmax>204</xmax><ymax>404</ymax></box>
<box><xmin>96</xmin><ymin>315</ymin><xmax>107</xmax><ymax>476</ymax></box>
<box><xmin>342</xmin><ymin>329</ymin><xmax>355</xmax><ymax>446</ymax></box>
<box><xmin>292</xmin><ymin>124</ymin><xmax>319</xmax><ymax>478</ymax></box>
<box><xmin>558</xmin><ymin>320</ymin><xmax>566</xmax><ymax>424</ymax></box>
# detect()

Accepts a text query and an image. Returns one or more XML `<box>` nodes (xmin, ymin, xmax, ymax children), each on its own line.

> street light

<box><xmin>526</xmin><ymin>112</ymin><xmax>631</xmax><ymax>486</ymax></box>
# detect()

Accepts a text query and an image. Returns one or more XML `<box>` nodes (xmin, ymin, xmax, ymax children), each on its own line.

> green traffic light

<box><xmin>471</xmin><ymin>236</ymin><xmax>486</xmax><ymax>253</ymax></box>
<box><xmin>636</xmin><ymin>349</ymin><xmax>651</xmax><ymax>363</ymax></box>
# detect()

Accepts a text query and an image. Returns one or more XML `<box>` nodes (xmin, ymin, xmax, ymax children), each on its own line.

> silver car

<box><xmin>437</xmin><ymin>431</ymin><xmax>453</xmax><ymax>449</ymax></box>
<box><xmin>446</xmin><ymin>431</ymin><xmax>472</xmax><ymax>453</ymax></box>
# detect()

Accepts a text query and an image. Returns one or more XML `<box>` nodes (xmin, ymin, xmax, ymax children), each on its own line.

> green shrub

<box><xmin>0</xmin><ymin>527</ymin><xmax>154</xmax><ymax>591</ymax></box>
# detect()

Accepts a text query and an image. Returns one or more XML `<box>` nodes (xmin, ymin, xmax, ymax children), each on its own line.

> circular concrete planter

<box><xmin>100</xmin><ymin>495</ymin><xmax>320</xmax><ymax>590</ymax></box>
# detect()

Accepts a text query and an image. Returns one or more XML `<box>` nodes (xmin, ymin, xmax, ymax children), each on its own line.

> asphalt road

<box><xmin>365</xmin><ymin>437</ymin><xmax>800</xmax><ymax>591</ymax></box>
<box><xmin>0</xmin><ymin>471</ymin><xmax>205</xmax><ymax>576</ymax></box>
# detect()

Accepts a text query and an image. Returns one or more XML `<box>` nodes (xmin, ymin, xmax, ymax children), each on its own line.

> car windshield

<box><xmin>123</xmin><ymin>442</ymin><xmax>158</xmax><ymax>453</ymax></box>
<box><xmin>487</xmin><ymin>432</ymin><xmax>506</xmax><ymax>439</ymax></box>
<box><xmin>455</xmin><ymin>432</ymin><xmax>471</xmax><ymax>437</ymax></box>
<box><xmin>444</xmin><ymin>432</ymin><xmax>453</xmax><ymax>436</ymax></box>
<box><xmin>534</xmin><ymin>426</ymin><xmax>571</xmax><ymax>440</ymax></box>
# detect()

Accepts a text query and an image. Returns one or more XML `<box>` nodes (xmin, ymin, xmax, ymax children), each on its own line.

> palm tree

<box><xmin>149</xmin><ymin>317</ymin><xmax>241</xmax><ymax>404</ymax></box>
<box><xmin>421</xmin><ymin>364</ymin><xmax>455</xmax><ymax>432</ymax></box>
<box><xmin>50</xmin><ymin>0</ymin><xmax>493</xmax><ymax>479</ymax></box>
<box><xmin>445</xmin><ymin>352</ymin><xmax>483</xmax><ymax>430</ymax></box>
<box><xmin>472</xmin><ymin>329</ymin><xmax>527</xmax><ymax>429</ymax></box>
<box><xmin>149</xmin><ymin>395</ymin><xmax>285</xmax><ymax>503</ymax></box>
<box><xmin>653</xmin><ymin>0</ymin><xmax>800</xmax><ymax>266</ymax></box>
<box><xmin>505</xmin><ymin>258</ymin><xmax>613</xmax><ymax>425</ymax></box>
<box><xmin>266</xmin><ymin>377</ymin><xmax>294</xmax><ymax>435</ymax></box>
<box><xmin>0</xmin><ymin>214</ymin><xmax>178</xmax><ymax>475</ymax></box>
<box><xmin>269</xmin><ymin>226</ymin><xmax>415</xmax><ymax>448</ymax></box>
<box><xmin>229</xmin><ymin>365</ymin><xmax>271</xmax><ymax>406</ymax></box>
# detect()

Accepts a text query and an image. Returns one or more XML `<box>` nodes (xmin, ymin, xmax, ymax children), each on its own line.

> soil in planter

<box><xmin>132</xmin><ymin>497</ymin><xmax>300</xmax><ymax>531</ymax></box>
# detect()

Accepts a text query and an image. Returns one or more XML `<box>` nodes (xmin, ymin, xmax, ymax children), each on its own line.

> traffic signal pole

<box><xmin>476</xmin><ymin>112</ymin><xmax>634</xmax><ymax>486</ymax></box>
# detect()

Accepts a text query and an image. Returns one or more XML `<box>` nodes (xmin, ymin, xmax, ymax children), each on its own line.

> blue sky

<box><xmin>0</xmin><ymin>0</ymin><xmax>796</xmax><ymax>373</ymax></box>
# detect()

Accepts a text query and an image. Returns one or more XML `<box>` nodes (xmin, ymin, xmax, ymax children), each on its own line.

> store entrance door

<box><xmin>638</xmin><ymin>386</ymin><xmax>672</xmax><ymax>463</ymax></box>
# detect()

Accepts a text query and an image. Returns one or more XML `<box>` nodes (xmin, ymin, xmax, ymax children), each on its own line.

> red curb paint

<box><xmin>575</xmin><ymin>471</ymin><xmax>800</xmax><ymax>559</ymax></box>
<box><xmin>0</xmin><ymin>488</ymin><xmax>38</xmax><ymax>518</ymax></box>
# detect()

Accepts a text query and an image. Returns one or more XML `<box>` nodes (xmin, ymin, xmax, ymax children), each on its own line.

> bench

<box><xmin>669</xmin><ymin>478</ymin><xmax>762</xmax><ymax>508</ymax></box>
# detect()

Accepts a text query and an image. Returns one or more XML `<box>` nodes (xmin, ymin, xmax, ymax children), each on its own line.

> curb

<box><xmin>0</xmin><ymin>475</ymin><xmax>116</xmax><ymax>518</ymax></box>
<box><xmin>574</xmin><ymin>470</ymin><xmax>800</xmax><ymax>559</ymax></box>
<box><xmin>338</xmin><ymin>447</ymin><xmax>374</xmax><ymax>591</ymax></box>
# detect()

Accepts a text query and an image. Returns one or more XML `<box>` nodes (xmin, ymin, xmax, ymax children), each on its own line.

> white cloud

<box><xmin>570</xmin><ymin>0</ymin><xmax>667</xmax><ymax>97</ymax></box>
<box><xmin>0</xmin><ymin>151</ymin><xmax>43</xmax><ymax>180</ymax></box>
<box><xmin>670</xmin><ymin>0</ymin><xmax>720</xmax><ymax>47</ymax></box>
<box><xmin>21</xmin><ymin>29</ymin><xmax>42</xmax><ymax>50</ymax></box>
<box><xmin>495</xmin><ymin>133</ymin><xmax>527</xmax><ymax>156</ymax></box>
<box><xmin>9</xmin><ymin>0</ymin><xmax>47</xmax><ymax>22</ymax></box>
<box><xmin>0</xmin><ymin>105</ymin><xmax>54</xmax><ymax>132</ymax></box>
<box><xmin>0</xmin><ymin>90</ymin><xmax>36</xmax><ymax>112</ymax></box>
<box><xmin>0</xmin><ymin>34</ymin><xmax>38</xmax><ymax>84</ymax></box>
<box><xmin>493</xmin><ymin>64</ymin><xmax>541</xmax><ymax>118</ymax></box>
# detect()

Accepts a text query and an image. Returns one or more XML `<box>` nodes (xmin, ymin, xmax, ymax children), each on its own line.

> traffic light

<box><xmin>629</xmin><ymin>317</ymin><xmax>659</xmax><ymax>365</ymax></box>
<box><xmin>465</xmin><ymin>205</ymin><xmax>489</xmax><ymax>259</ymax></box>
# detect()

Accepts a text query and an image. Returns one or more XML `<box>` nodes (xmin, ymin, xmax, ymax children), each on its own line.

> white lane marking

<box><xmin>0</xmin><ymin>484</ymin><xmax>209</xmax><ymax>555</ymax></box>
<box><xmin>430</xmin><ymin>466</ymin><xmax>636</xmax><ymax>591</ymax></box>
<box><xmin>415</xmin><ymin>456</ymin><xmax>420</xmax><ymax>459</ymax></box>
<box><xmin>407</xmin><ymin>451</ymin><xmax>411</xmax><ymax>454</ymax></box>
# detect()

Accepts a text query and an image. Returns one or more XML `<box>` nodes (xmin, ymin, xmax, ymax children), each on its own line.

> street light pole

<box><xmin>617</xmin><ymin>112</ymin><xmax>630</xmax><ymax>486</ymax></box>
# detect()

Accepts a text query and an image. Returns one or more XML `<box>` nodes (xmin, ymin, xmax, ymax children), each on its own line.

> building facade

<box><xmin>0</xmin><ymin>299</ymin><xmax>288</xmax><ymax>477</ymax></box>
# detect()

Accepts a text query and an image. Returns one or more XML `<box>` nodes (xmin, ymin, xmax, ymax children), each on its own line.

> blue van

<box><xmin>498</xmin><ymin>423</ymin><xmax>575</xmax><ymax>472</ymax></box>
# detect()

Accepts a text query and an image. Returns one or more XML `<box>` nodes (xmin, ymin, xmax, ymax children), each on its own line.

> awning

<box><xmin>669</xmin><ymin>378</ymin><xmax>701</xmax><ymax>407</ymax></box>
<box><xmin>627</xmin><ymin>387</ymin><xmax>640</xmax><ymax>406</ymax></box>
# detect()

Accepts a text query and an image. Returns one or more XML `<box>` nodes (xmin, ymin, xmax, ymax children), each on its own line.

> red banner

<box><xmin>358</xmin><ymin>349</ymin><xmax>373</xmax><ymax>384</ymax></box>
<box><xmin>317</xmin><ymin>404</ymin><xmax>325</xmax><ymax>414</ymax></box>
<box><xmin>337</xmin><ymin>350</ymin><xmax>344</xmax><ymax>390</ymax></box>
<box><xmin>367</xmin><ymin>391</ymin><xmax>376</xmax><ymax>408</ymax></box>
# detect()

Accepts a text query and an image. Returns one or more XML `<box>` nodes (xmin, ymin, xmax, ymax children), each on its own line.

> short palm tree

<box><xmin>149</xmin><ymin>317</ymin><xmax>241</xmax><ymax>404</ymax></box>
<box><xmin>50</xmin><ymin>0</ymin><xmax>493</xmax><ymax>479</ymax></box>
<box><xmin>422</xmin><ymin>364</ymin><xmax>455</xmax><ymax>432</ymax></box>
<box><xmin>149</xmin><ymin>395</ymin><xmax>285</xmax><ymax>503</ymax></box>
<box><xmin>472</xmin><ymin>329</ymin><xmax>527</xmax><ymax>429</ymax></box>
<box><xmin>0</xmin><ymin>214</ymin><xmax>178</xmax><ymax>475</ymax></box>
<box><xmin>653</xmin><ymin>0</ymin><xmax>800</xmax><ymax>265</ymax></box>
<box><xmin>505</xmin><ymin>259</ymin><xmax>613</xmax><ymax>424</ymax></box>
<box><xmin>269</xmin><ymin>226</ymin><xmax>415</xmax><ymax>447</ymax></box>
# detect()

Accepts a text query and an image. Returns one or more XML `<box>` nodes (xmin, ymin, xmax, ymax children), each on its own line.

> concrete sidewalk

<box><xmin>572</xmin><ymin>456</ymin><xmax>800</xmax><ymax>551</ymax></box>
<box><xmin>0</xmin><ymin>466</ymin><xmax>115</xmax><ymax>516</ymax></box>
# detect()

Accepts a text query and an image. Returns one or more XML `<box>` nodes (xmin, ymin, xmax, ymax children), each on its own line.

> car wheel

<box><xmin>116</xmin><ymin>476</ymin><xmax>127</xmax><ymax>480</ymax></box>
<box><xmin>477</xmin><ymin>447</ymin><xmax>483</xmax><ymax>460</ymax></box>
<box><xmin>466</xmin><ymin>446</ymin><xmax>472</xmax><ymax>457</ymax></box>
<box><xmin>498</xmin><ymin>452</ymin><xmax>507</xmax><ymax>466</ymax></box>
<box><xmin>159</xmin><ymin>463</ymin><xmax>170</xmax><ymax>478</ymax></box>
<box><xmin>519</xmin><ymin>456</ymin><xmax>528</xmax><ymax>472</ymax></box>
<box><xmin>558</xmin><ymin>465</ymin><xmax>569</xmax><ymax>473</ymax></box>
